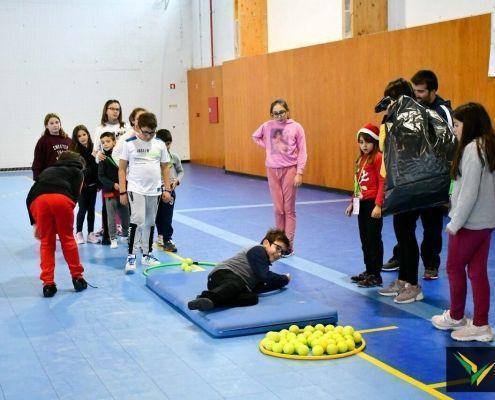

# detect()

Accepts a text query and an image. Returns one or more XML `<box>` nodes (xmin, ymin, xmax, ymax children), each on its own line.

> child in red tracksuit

<box><xmin>27</xmin><ymin>151</ymin><xmax>88</xmax><ymax>297</ymax></box>
<box><xmin>345</xmin><ymin>123</ymin><xmax>385</xmax><ymax>288</ymax></box>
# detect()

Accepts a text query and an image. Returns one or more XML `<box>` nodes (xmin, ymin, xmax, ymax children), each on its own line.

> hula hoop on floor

<box><xmin>143</xmin><ymin>261</ymin><xmax>217</xmax><ymax>276</ymax></box>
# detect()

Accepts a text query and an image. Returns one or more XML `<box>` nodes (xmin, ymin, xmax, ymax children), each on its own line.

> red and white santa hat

<box><xmin>357</xmin><ymin>123</ymin><xmax>379</xmax><ymax>141</ymax></box>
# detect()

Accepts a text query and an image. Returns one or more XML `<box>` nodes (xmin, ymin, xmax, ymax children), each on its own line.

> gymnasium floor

<box><xmin>0</xmin><ymin>163</ymin><xmax>494</xmax><ymax>400</ymax></box>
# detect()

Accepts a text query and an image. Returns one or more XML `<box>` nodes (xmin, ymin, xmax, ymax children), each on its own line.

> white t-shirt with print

<box><xmin>120</xmin><ymin>136</ymin><xmax>170</xmax><ymax>196</ymax></box>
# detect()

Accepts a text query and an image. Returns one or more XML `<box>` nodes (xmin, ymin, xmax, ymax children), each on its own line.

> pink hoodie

<box><xmin>252</xmin><ymin>119</ymin><xmax>307</xmax><ymax>174</ymax></box>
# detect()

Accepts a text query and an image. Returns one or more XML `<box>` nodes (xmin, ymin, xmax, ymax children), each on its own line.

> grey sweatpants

<box><xmin>128</xmin><ymin>192</ymin><xmax>160</xmax><ymax>255</ymax></box>
<box><xmin>105</xmin><ymin>197</ymin><xmax>130</xmax><ymax>240</ymax></box>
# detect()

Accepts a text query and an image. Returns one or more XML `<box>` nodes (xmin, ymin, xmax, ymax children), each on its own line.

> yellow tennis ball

<box><xmin>296</xmin><ymin>334</ymin><xmax>307</xmax><ymax>345</ymax></box>
<box><xmin>261</xmin><ymin>339</ymin><xmax>274</xmax><ymax>351</ymax></box>
<box><xmin>266</xmin><ymin>331</ymin><xmax>280</xmax><ymax>342</ymax></box>
<box><xmin>343</xmin><ymin>326</ymin><xmax>354</xmax><ymax>335</ymax></box>
<box><xmin>353</xmin><ymin>332</ymin><xmax>363</xmax><ymax>343</ymax></box>
<box><xmin>315</xmin><ymin>324</ymin><xmax>325</xmax><ymax>332</ymax></box>
<box><xmin>283</xmin><ymin>342</ymin><xmax>295</xmax><ymax>355</ymax></box>
<box><xmin>326</xmin><ymin>343</ymin><xmax>338</xmax><ymax>355</ymax></box>
<box><xmin>184</xmin><ymin>258</ymin><xmax>193</xmax><ymax>265</ymax></box>
<box><xmin>289</xmin><ymin>325</ymin><xmax>300</xmax><ymax>334</ymax></box>
<box><xmin>272</xmin><ymin>342</ymin><xmax>283</xmax><ymax>353</ymax></box>
<box><xmin>346</xmin><ymin>339</ymin><xmax>356</xmax><ymax>351</ymax></box>
<box><xmin>180</xmin><ymin>262</ymin><xmax>188</xmax><ymax>270</ymax></box>
<box><xmin>325</xmin><ymin>324</ymin><xmax>335</xmax><ymax>332</ymax></box>
<box><xmin>312</xmin><ymin>345</ymin><xmax>324</xmax><ymax>356</ymax></box>
<box><xmin>337</xmin><ymin>341</ymin><xmax>348</xmax><ymax>353</ymax></box>
<box><xmin>296</xmin><ymin>344</ymin><xmax>309</xmax><ymax>356</ymax></box>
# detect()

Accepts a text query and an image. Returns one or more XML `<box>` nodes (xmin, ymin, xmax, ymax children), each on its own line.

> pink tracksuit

<box><xmin>252</xmin><ymin>119</ymin><xmax>307</xmax><ymax>249</ymax></box>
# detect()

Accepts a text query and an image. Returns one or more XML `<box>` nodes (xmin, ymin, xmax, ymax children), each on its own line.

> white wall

<box><xmin>191</xmin><ymin>0</ymin><xmax>235</xmax><ymax>68</ymax></box>
<box><xmin>389</xmin><ymin>0</ymin><xmax>495</xmax><ymax>30</ymax></box>
<box><xmin>267</xmin><ymin>0</ymin><xmax>342</xmax><ymax>52</ymax></box>
<box><xmin>0</xmin><ymin>0</ymin><xmax>193</xmax><ymax>169</ymax></box>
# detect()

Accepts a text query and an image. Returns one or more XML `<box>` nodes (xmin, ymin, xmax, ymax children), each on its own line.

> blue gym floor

<box><xmin>0</xmin><ymin>163</ymin><xmax>494</xmax><ymax>400</ymax></box>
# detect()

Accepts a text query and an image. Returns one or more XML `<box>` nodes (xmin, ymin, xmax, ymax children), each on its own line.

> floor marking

<box><xmin>427</xmin><ymin>379</ymin><xmax>469</xmax><ymax>389</ymax></box>
<box><xmin>357</xmin><ymin>352</ymin><xmax>453</xmax><ymax>400</ymax></box>
<box><xmin>357</xmin><ymin>325</ymin><xmax>398</xmax><ymax>334</ymax></box>
<box><xmin>176</xmin><ymin>199</ymin><xmax>348</xmax><ymax>213</ymax></box>
<box><xmin>172</xmin><ymin>212</ymin><xmax>444</xmax><ymax>321</ymax></box>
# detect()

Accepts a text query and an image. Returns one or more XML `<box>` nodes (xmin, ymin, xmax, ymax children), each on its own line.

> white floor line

<box><xmin>173</xmin><ymin>212</ymin><xmax>444</xmax><ymax>322</ymax></box>
<box><xmin>176</xmin><ymin>199</ymin><xmax>348</xmax><ymax>213</ymax></box>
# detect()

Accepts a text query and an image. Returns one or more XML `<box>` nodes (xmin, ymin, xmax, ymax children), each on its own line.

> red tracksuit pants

<box><xmin>29</xmin><ymin>194</ymin><xmax>84</xmax><ymax>285</ymax></box>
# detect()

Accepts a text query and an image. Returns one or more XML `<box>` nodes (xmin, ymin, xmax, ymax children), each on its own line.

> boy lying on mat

<box><xmin>188</xmin><ymin>229</ymin><xmax>291</xmax><ymax>311</ymax></box>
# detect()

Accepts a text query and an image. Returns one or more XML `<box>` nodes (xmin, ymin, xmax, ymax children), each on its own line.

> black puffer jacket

<box><xmin>26</xmin><ymin>158</ymin><xmax>84</xmax><ymax>224</ymax></box>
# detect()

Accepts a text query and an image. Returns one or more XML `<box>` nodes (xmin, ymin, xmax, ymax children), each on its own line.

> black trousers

<box><xmin>389</xmin><ymin>206</ymin><xmax>444</xmax><ymax>270</ymax></box>
<box><xmin>357</xmin><ymin>200</ymin><xmax>383</xmax><ymax>277</ymax></box>
<box><xmin>394</xmin><ymin>210</ymin><xmax>420</xmax><ymax>285</ymax></box>
<box><xmin>200</xmin><ymin>270</ymin><xmax>258</xmax><ymax>308</ymax></box>
<box><xmin>76</xmin><ymin>185</ymin><xmax>98</xmax><ymax>233</ymax></box>
<box><xmin>155</xmin><ymin>190</ymin><xmax>176</xmax><ymax>240</ymax></box>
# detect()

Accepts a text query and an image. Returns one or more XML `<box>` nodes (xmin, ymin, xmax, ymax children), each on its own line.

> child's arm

<box><xmin>252</xmin><ymin>124</ymin><xmax>266</xmax><ymax>147</ymax></box>
<box><xmin>446</xmin><ymin>145</ymin><xmax>483</xmax><ymax>234</ymax></box>
<box><xmin>372</xmin><ymin>153</ymin><xmax>384</xmax><ymax>218</ymax></box>
<box><xmin>174</xmin><ymin>154</ymin><xmax>184</xmax><ymax>184</ymax></box>
<box><xmin>31</xmin><ymin>138</ymin><xmax>46</xmax><ymax>180</ymax></box>
<box><xmin>295</xmin><ymin>125</ymin><xmax>307</xmax><ymax>177</ymax></box>
<box><xmin>246</xmin><ymin>247</ymin><xmax>290</xmax><ymax>292</ymax></box>
<box><xmin>118</xmin><ymin>159</ymin><xmax>129</xmax><ymax>205</ymax></box>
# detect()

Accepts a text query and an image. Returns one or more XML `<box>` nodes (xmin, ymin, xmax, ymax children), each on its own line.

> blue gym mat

<box><xmin>146</xmin><ymin>270</ymin><xmax>338</xmax><ymax>338</ymax></box>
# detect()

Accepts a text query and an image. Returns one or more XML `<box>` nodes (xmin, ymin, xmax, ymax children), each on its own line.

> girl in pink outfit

<box><xmin>252</xmin><ymin>99</ymin><xmax>307</xmax><ymax>254</ymax></box>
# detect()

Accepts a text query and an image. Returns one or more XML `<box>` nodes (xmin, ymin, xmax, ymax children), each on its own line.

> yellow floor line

<box><xmin>428</xmin><ymin>379</ymin><xmax>469</xmax><ymax>389</ymax></box>
<box><xmin>357</xmin><ymin>352</ymin><xmax>453</xmax><ymax>400</ymax></box>
<box><xmin>357</xmin><ymin>326</ymin><xmax>398</xmax><ymax>334</ymax></box>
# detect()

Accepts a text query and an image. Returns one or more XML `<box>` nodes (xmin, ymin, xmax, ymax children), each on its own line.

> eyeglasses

<box><xmin>141</xmin><ymin>129</ymin><xmax>156</xmax><ymax>136</ymax></box>
<box><xmin>107</xmin><ymin>107</ymin><xmax>120</xmax><ymax>112</ymax></box>
<box><xmin>272</xmin><ymin>242</ymin><xmax>286</xmax><ymax>255</ymax></box>
<box><xmin>272</xmin><ymin>110</ymin><xmax>287</xmax><ymax>117</ymax></box>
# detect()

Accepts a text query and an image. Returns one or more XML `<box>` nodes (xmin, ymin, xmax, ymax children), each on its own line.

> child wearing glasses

<box><xmin>118</xmin><ymin>112</ymin><xmax>171</xmax><ymax>273</ymax></box>
<box><xmin>188</xmin><ymin>228</ymin><xmax>291</xmax><ymax>311</ymax></box>
<box><xmin>252</xmin><ymin>99</ymin><xmax>307</xmax><ymax>256</ymax></box>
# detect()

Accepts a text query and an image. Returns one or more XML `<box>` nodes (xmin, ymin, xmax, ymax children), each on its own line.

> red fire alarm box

<box><xmin>208</xmin><ymin>97</ymin><xmax>219</xmax><ymax>123</ymax></box>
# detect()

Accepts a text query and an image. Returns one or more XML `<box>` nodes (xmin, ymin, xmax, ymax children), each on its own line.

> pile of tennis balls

<box><xmin>180</xmin><ymin>258</ymin><xmax>194</xmax><ymax>272</ymax></box>
<box><xmin>260</xmin><ymin>324</ymin><xmax>362</xmax><ymax>357</ymax></box>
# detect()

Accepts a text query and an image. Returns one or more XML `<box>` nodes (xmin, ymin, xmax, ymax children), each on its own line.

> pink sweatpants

<box><xmin>266</xmin><ymin>166</ymin><xmax>297</xmax><ymax>248</ymax></box>
<box><xmin>447</xmin><ymin>228</ymin><xmax>493</xmax><ymax>326</ymax></box>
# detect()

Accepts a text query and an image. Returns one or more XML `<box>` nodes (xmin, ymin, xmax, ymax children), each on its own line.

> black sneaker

<box><xmin>357</xmin><ymin>275</ymin><xmax>383</xmax><ymax>288</ymax></box>
<box><xmin>351</xmin><ymin>271</ymin><xmax>369</xmax><ymax>283</ymax></box>
<box><xmin>162</xmin><ymin>240</ymin><xmax>177</xmax><ymax>253</ymax></box>
<box><xmin>188</xmin><ymin>297</ymin><xmax>214</xmax><ymax>311</ymax></box>
<box><xmin>423</xmin><ymin>268</ymin><xmax>439</xmax><ymax>280</ymax></box>
<box><xmin>43</xmin><ymin>284</ymin><xmax>57</xmax><ymax>298</ymax></box>
<box><xmin>101</xmin><ymin>237</ymin><xmax>111</xmax><ymax>246</ymax></box>
<box><xmin>72</xmin><ymin>277</ymin><xmax>88</xmax><ymax>292</ymax></box>
<box><xmin>382</xmin><ymin>258</ymin><xmax>399</xmax><ymax>272</ymax></box>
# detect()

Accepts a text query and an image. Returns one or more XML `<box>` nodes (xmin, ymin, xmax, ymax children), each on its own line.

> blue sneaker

<box><xmin>124</xmin><ymin>254</ymin><xmax>137</xmax><ymax>274</ymax></box>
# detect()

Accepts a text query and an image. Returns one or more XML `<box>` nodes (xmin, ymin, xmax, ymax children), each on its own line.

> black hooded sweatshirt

<box><xmin>26</xmin><ymin>158</ymin><xmax>84</xmax><ymax>225</ymax></box>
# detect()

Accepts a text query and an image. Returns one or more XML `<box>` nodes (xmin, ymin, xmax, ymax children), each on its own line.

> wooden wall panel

<box><xmin>352</xmin><ymin>0</ymin><xmax>388</xmax><ymax>36</ymax></box>
<box><xmin>236</xmin><ymin>0</ymin><xmax>267</xmax><ymax>57</ymax></box>
<box><xmin>191</xmin><ymin>14</ymin><xmax>495</xmax><ymax>191</ymax></box>
<box><xmin>187</xmin><ymin>66</ymin><xmax>224</xmax><ymax>167</ymax></box>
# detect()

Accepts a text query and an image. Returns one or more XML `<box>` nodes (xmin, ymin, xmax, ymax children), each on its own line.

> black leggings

<box><xmin>394</xmin><ymin>210</ymin><xmax>420</xmax><ymax>285</ymax></box>
<box><xmin>201</xmin><ymin>270</ymin><xmax>259</xmax><ymax>308</ymax></box>
<box><xmin>76</xmin><ymin>185</ymin><xmax>98</xmax><ymax>233</ymax></box>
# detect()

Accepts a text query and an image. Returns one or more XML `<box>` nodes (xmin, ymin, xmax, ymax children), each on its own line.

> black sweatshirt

<box><xmin>97</xmin><ymin>149</ymin><xmax>119</xmax><ymax>193</ymax></box>
<box><xmin>26</xmin><ymin>158</ymin><xmax>84</xmax><ymax>225</ymax></box>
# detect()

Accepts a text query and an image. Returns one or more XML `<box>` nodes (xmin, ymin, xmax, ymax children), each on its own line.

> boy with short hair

<box><xmin>155</xmin><ymin>129</ymin><xmax>184</xmax><ymax>252</ymax></box>
<box><xmin>27</xmin><ymin>151</ymin><xmax>88</xmax><ymax>297</ymax></box>
<box><xmin>188</xmin><ymin>228</ymin><xmax>292</xmax><ymax>311</ymax></box>
<box><xmin>98</xmin><ymin>132</ymin><xmax>130</xmax><ymax>249</ymax></box>
<box><xmin>118</xmin><ymin>112</ymin><xmax>171</xmax><ymax>273</ymax></box>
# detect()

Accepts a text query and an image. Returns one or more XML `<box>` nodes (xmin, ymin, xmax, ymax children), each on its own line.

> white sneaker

<box><xmin>141</xmin><ymin>254</ymin><xmax>162</xmax><ymax>267</ymax></box>
<box><xmin>451</xmin><ymin>322</ymin><xmax>494</xmax><ymax>342</ymax></box>
<box><xmin>75</xmin><ymin>232</ymin><xmax>85</xmax><ymax>244</ymax></box>
<box><xmin>124</xmin><ymin>254</ymin><xmax>137</xmax><ymax>274</ymax></box>
<box><xmin>110</xmin><ymin>239</ymin><xmax>118</xmax><ymax>249</ymax></box>
<box><xmin>87</xmin><ymin>232</ymin><xmax>100</xmax><ymax>244</ymax></box>
<box><xmin>432</xmin><ymin>310</ymin><xmax>469</xmax><ymax>331</ymax></box>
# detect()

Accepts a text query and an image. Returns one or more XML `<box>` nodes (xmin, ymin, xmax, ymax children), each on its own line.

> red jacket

<box><xmin>355</xmin><ymin>152</ymin><xmax>384</xmax><ymax>206</ymax></box>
